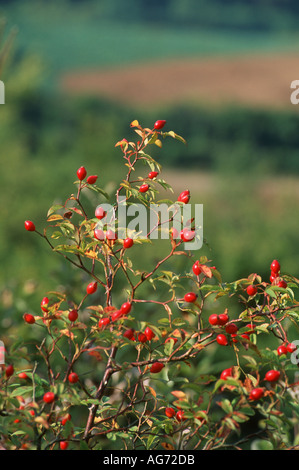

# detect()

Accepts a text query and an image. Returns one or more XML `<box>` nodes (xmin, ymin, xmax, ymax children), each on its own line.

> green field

<box><xmin>2</xmin><ymin>0</ymin><xmax>299</xmax><ymax>81</ymax></box>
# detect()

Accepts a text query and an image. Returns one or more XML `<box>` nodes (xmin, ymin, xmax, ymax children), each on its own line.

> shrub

<box><xmin>1</xmin><ymin>120</ymin><xmax>299</xmax><ymax>450</ymax></box>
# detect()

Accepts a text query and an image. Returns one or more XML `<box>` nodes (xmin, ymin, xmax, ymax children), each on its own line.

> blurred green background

<box><xmin>1</xmin><ymin>0</ymin><xmax>299</xmax><ymax>331</ymax></box>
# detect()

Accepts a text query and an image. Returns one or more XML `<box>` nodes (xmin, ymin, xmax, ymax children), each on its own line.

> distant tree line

<box><xmin>1</xmin><ymin>0</ymin><xmax>299</xmax><ymax>31</ymax></box>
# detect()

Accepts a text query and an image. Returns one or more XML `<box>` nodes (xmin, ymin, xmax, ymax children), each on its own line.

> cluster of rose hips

<box><xmin>246</xmin><ymin>259</ymin><xmax>287</xmax><ymax>297</ymax></box>
<box><xmin>219</xmin><ymin>365</ymin><xmax>282</xmax><ymax>402</ymax></box>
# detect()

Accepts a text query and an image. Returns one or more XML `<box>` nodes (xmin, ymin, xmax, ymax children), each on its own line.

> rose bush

<box><xmin>1</xmin><ymin>120</ymin><xmax>299</xmax><ymax>450</ymax></box>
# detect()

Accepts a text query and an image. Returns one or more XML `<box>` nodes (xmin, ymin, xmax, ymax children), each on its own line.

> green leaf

<box><xmin>47</xmin><ymin>204</ymin><xmax>64</xmax><ymax>217</ymax></box>
<box><xmin>219</xmin><ymin>399</ymin><xmax>233</xmax><ymax>414</ymax></box>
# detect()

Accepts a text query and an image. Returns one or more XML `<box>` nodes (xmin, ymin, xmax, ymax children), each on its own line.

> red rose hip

<box><xmin>86</xmin><ymin>281</ymin><xmax>97</xmax><ymax>295</ymax></box>
<box><xmin>249</xmin><ymin>388</ymin><xmax>264</xmax><ymax>401</ymax></box>
<box><xmin>270</xmin><ymin>259</ymin><xmax>280</xmax><ymax>274</ymax></box>
<box><xmin>123</xmin><ymin>237</ymin><xmax>134</xmax><ymax>249</ymax></box>
<box><xmin>68</xmin><ymin>309</ymin><xmax>78</xmax><ymax>322</ymax></box>
<box><xmin>24</xmin><ymin>220</ymin><xmax>35</xmax><ymax>232</ymax></box>
<box><xmin>24</xmin><ymin>313</ymin><xmax>35</xmax><ymax>324</ymax></box>
<box><xmin>150</xmin><ymin>362</ymin><xmax>164</xmax><ymax>373</ymax></box>
<box><xmin>5</xmin><ymin>364</ymin><xmax>14</xmax><ymax>378</ymax></box>
<box><xmin>246</xmin><ymin>285</ymin><xmax>257</xmax><ymax>296</ymax></box>
<box><xmin>154</xmin><ymin>120</ymin><xmax>166</xmax><ymax>130</ymax></box>
<box><xmin>165</xmin><ymin>407</ymin><xmax>175</xmax><ymax>418</ymax></box>
<box><xmin>264</xmin><ymin>370</ymin><xmax>280</xmax><ymax>383</ymax></box>
<box><xmin>148</xmin><ymin>171</ymin><xmax>159</xmax><ymax>179</ymax></box>
<box><xmin>144</xmin><ymin>326</ymin><xmax>155</xmax><ymax>341</ymax></box>
<box><xmin>184</xmin><ymin>292</ymin><xmax>197</xmax><ymax>303</ymax></box>
<box><xmin>209</xmin><ymin>314</ymin><xmax>219</xmax><ymax>326</ymax></box>
<box><xmin>139</xmin><ymin>183</ymin><xmax>149</xmax><ymax>193</ymax></box>
<box><xmin>77</xmin><ymin>166</ymin><xmax>87</xmax><ymax>181</ymax></box>
<box><xmin>68</xmin><ymin>372</ymin><xmax>79</xmax><ymax>384</ymax></box>
<box><xmin>43</xmin><ymin>391</ymin><xmax>55</xmax><ymax>404</ymax></box>
<box><xmin>216</xmin><ymin>334</ymin><xmax>228</xmax><ymax>346</ymax></box>
<box><xmin>86</xmin><ymin>175</ymin><xmax>98</xmax><ymax>184</ymax></box>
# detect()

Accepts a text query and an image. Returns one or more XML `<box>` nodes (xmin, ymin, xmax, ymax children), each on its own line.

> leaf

<box><xmin>161</xmin><ymin>442</ymin><xmax>175</xmax><ymax>450</ymax></box>
<box><xmin>171</xmin><ymin>390</ymin><xmax>186</xmax><ymax>399</ymax></box>
<box><xmin>47</xmin><ymin>214</ymin><xmax>64</xmax><ymax>222</ymax></box>
<box><xmin>34</xmin><ymin>416</ymin><xmax>49</xmax><ymax>429</ymax></box>
<box><xmin>87</xmin><ymin>185</ymin><xmax>109</xmax><ymax>200</ymax></box>
<box><xmin>60</xmin><ymin>329</ymin><xmax>74</xmax><ymax>340</ymax></box>
<box><xmin>148</xmin><ymin>386</ymin><xmax>157</xmax><ymax>398</ymax></box>
<box><xmin>130</xmin><ymin>119</ymin><xmax>140</xmax><ymax>128</ymax></box>
<box><xmin>47</xmin><ymin>204</ymin><xmax>64</xmax><ymax>217</ymax></box>
<box><xmin>218</xmin><ymin>399</ymin><xmax>233</xmax><ymax>414</ymax></box>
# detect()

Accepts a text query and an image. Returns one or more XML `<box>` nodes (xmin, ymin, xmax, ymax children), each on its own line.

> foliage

<box><xmin>1</xmin><ymin>121</ymin><xmax>299</xmax><ymax>450</ymax></box>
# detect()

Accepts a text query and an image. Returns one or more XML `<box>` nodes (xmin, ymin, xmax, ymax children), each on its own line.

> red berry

<box><xmin>209</xmin><ymin>314</ymin><xmax>219</xmax><ymax>326</ymax></box>
<box><xmin>150</xmin><ymin>362</ymin><xmax>164</xmax><ymax>373</ymax></box>
<box><xmin>86</xmin><ymin>175</ymin><xmax>98</xmax><ymax>184</ymax></box>
<box><xmin>264</xmin><ymin>370</ymin><xmax>280</xmax><ymax>383</ymax></box>
<box><xmin>138</xmin><ymin>332</ymin><xmax>148</xmax><ymax>343</ymax></box>
<box><xmin>111</xmin><ymin>310</ymin><xmax>123</xmax><ymax>322</ymax></box>
<box><xmin>176</xmin><ymin>410</ymin><xmax>186</xmax><ymax>422</ymax></box>
<box><xmin>86</xmin><ymin>281</ymin><xmax>97</xmax><ymax>295</ymax></box>
<box><xmin>24</xmin><ymin>313</ymin><xmax>35</xmax><ymax>324</ymax></box>
<box><xmin>170</xmin><ymin>227</ymin><xmax>179</xmax><ymax>239</ymax></box>
<box><xmin>241</xmin><ymin>333</ymin><xmax>250</xmax><ymax>341</ymax></box>
<box><xmin>270</xmin><ymin>272</ymin><xmax>278</xmax><ymax>284</ymax></box>
<box><xmin>60</xmin><ymin>441</ymin><xmax>69</xmax><ymax>450</ymax></box>
<box><xmin>139</xmin><ymin>183</ymin><xmax>149</xmax><ymax>193</ymax></box>
<box><xmin>277</xmin><ymin>280</ymin><xmax>287</xmax><ymax>288</ymax></box>
<box><xmin>41</xmin><ymin>297</ymin><xmax>49</xmax><ymax>312</ymax></box>
<box><xmin>61</xmin><ymin>413</ymin><xmax>71</xmax><ymax>426</ymax></box>
<box><xmin>246</xmin><ymin>285</ymin><xmax>257</xmax><ymax>296</ymax></box>
<box><xmin>180</xmin><ymin>228</ymin><xmax>195</xmax><ymax>242</ymax></box>
<box><xmin>165</xmin><ymin>407</ymin><xmax>175</xmax><ymax>418</ymax></box>
<box><xmin>95</xmin><ymin>206</ymin><xmax>107</xmax><ymax>220</ymax></box>
<box><xmin>177</xmin><ymin>190</ymin><xmax>190</xmax><ymax>204</ymax></box>
<box><xmin>154</xmin><ymin>120</ymin><xmax>166</xmax><ymax>130</ymax></box>
<box><xmin>218</xmin><ymin>314</ymin><xmax>229</xmax><ymax>326</ymax></box>
<box><xmin>277</xmin><ymin>345</ymin><xmax>288</xmax><ymax>356</ymax></box>
<box><xmin>120</xmin><ymin>302</ymin><xmax>132</xmax><ymax>315</ymax></box>
<box><xmin>249</xmin><ymin>388</ymin><xmax>264</xmax><ymax>401</ymax></box>
<box><xmin>225</xmin><ymin>323</ymin><xmax>238</xmax><ymax>334</ymax></box>
<box><xmin>68</xmin><ymin>372</ymin><xmax>79</xmax><ymax>384</ymax></box>
<box><xmin>5</xmin><ymin>364</ymin><xmax>14</xmax><ymax>377</ymax></box>
<box><xmin>144</xmin><ymin>327</ymin><xmax>155</xmax><ymax>341</ymax></box>
<box><xmin>270</xmin><ymin>259</ymin><xmax>280</xmax><ymax>274</ymax></box>
<box><xmin>94</xmin><ymin>228</ymin><xmax>105</xmax><ymax>241</ymax></box>
<box><xmin>18</xmin><ymin>372</ymin><xmax>29</xmax><ymax>380</ymax></box>
<box><xmin>106</xmin><ymin>229</ymin><xmax>117</xmax><ymax>241</ymax></box>
<box><xmin>192</xmin><ymin>261</ymin><xmax>202</xmax><ymax>276</ymax></box>
<box><xmin>287</xmin><ymin>343</ymin><xmax>297</xmax><ymax>353</ymax></box>
<box><xmin>216</xmin><ymin>334</ymin><xmax>228</xmax><ymax>346</ymax></box>
<box><xmin>77</xmin><ymin>166</ymin><xmax>87</xmax><ymax>181</ymax></box>
<box><xmin>24</xmin><ymin>220</ymin><xmax>35</xmax><ymax>232</ymax></box>
<box><xmin>184</xmin><ymin>292</ymin><xmax>197</xmax><ymax>303</ymax></box>
<box><xmin>231</xmin><ymin>333</ymin><xmax>238</xmax><ymax>343</ymax></box>
<box><xmin>68</xmin><ymin>309</ymin><xmax>78</xmax><ymax>322</ymax></box>
<box><xmin>148</xmin><ymin>171</ymin><xmax>159</xmax><ymax>179</ymax></box>
<box><xmin>43</xmin><ymin>391</ymin><xmax>55</xmax><ymax>404</ymax></box>
<box><xmin>220</xmin><ymin>367</ymin><xmax>233</xmax><ymax>380</ymax></box>
<box><xmin>123</xmin><ymin>237</ymin><xmax>134</xmax><ymax>249</ymax></box>
<box><xmin>98</xmin><ymin>317</ymin><xmax>110</xmax><ymax>328</ymax></box>
<box><xmin>123</xmin><ymin>328</ymin><xmax>135</xmax><ymax>340</ymax></box>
